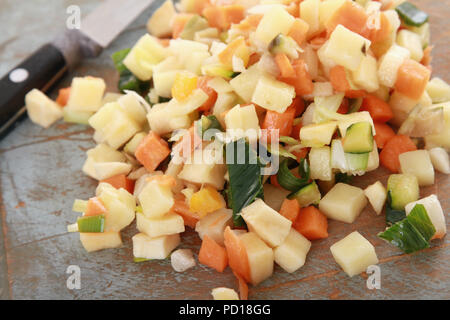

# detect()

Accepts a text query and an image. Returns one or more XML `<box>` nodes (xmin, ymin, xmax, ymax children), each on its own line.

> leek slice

<box><xmin>133</xmin><ymin>257</ymin><xmax>151</xmax><ymax>263</ymax></box>
<box><xmin>385</xmin><ymin>191</ymin><xmax>406</xmax><ymax>226</ymax></box>
<box><xmin>378</xmin><ymin>204</ymin><xmax>436</xmax><ymax>253</ymax></box>
<box><xmin>77</xmin><ymin>215</ymin><xmax>105</xmax><ymax>233</ymax></box>
<box><xmin>395</xmin><ymin>2</ymin><xmax>428</xmax><ymax>27</ymax></box>
<box><xmin>276</xmin><ymin>159</ymin><xmax>310</xmax><ymax>192</ymax></box>
<box><xmin>72</xmin><ymin>199</ymin><xmax>88</xmax><ymax>213</ymax></box>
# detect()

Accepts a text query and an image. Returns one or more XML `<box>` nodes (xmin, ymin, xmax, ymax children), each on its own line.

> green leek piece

<box><xmin>277</xmin><ymin>159</ymin><xmax>310</xmax><ymax>192</ymax></box>
<box><xmin>279</xmin><ymin>136</ymin><xmax>300</xmax><ymax>145</ymax></box>
<box><xmin>385</xmin><ymin>191</ymin><xmax>406</xmax><ymax>226</ymax></box>
<box><xmin>112</xmin><ymin>48</ymin><xmax>150</xmax><ymax>95</ymax></box>
<box><xmin>395</xmin><ymin>2</ymin><xmax>429</xmax><ymax>27</ymax></box>
<box><xmin>77</xmin><ymin>215</ymin><xmax>105</xmax><ymax>233</ymax></box>
<box><xmin>133</xmin><ymin>257</ymin><xmax>151</xmax><ymax>263</ymax></box>
<box><xmin>378</xmin><ymin>204</ymin><xmax>435</xmax><ymax>253</ymax></box>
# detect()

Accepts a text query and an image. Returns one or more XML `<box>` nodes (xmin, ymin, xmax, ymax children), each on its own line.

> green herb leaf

<box><xmin>225</xmin><ymin>139</ymin><xmax>264</xmax><ymax>227</ymax></box>
<box><xmin>407</xmin><ymin>204</ymin><xmax>436</xmax><ymax>241</ymax></box>
<box><xmin>111</xmin><ymin>48</ymin><xmax>150</xmax><ymax>95</ymax></box>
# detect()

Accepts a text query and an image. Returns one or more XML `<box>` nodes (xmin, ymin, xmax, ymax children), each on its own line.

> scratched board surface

<box><xmin>0</xmin><ymin>0</ymin><xmax>449</xmax><ymax>300</ymax></box>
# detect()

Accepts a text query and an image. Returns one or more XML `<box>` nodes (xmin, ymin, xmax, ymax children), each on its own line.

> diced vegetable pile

<box><xmin>25</xmin><ymin>0</ymin><xmax>449</xmax><ymax>300</ymax></box>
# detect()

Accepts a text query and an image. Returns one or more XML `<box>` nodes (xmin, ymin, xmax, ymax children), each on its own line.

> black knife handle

<box><xmin>0</xmin><ymin>43</ymin><xmax>68</xmax><ymax>136</ymax></box>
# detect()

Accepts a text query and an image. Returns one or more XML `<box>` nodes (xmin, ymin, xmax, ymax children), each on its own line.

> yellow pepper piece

<box><xmin>172</xmin><ymin>72</ymin><xmax>198</xmax><ymax>102</ymax></box>
<box><xmin>189</xmin><ymin>186</ymin><xmax>226</xmax><ymax>218</ymax></box>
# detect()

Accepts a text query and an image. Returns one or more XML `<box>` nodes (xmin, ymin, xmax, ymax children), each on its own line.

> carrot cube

<box><xmin>293</xmin><ymin>206</ymin><xmax>328</xmax><ymax>240</ymax></box>
<box><xmin>199</xmin><ymin>235</ymin><xmax>228</xmax><ymax>273</ymax></box>
<box><xmin>101</xmin><ymin>174</ymin><xmax>135</xmax><ymax>194</ymax></box>
<box><xmin>395</xmin><ymin>58</ymin><xmax>431</xmax><ymax>100</ymax></box>
<box><xmin>135</xmin><ymin>131</ymin><xmax>171</xmax><ymax>172</ymax></box>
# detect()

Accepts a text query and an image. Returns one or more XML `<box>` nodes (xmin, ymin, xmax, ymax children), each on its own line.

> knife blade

<box><xmin>0</xmin><ymin>0</ymin><xmax>155</xmax><ymax>138</ymax></box>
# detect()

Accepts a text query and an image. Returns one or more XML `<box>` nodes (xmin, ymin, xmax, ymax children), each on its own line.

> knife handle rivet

<box><xmin>9</xmin><ymin>68</ymin><xmax>29</xmax><ymax>83</ymax></box>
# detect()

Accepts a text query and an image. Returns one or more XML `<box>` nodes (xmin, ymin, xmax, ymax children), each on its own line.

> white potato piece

<box><xmin>195</xmin><ymin>208</ymin><xmax>233</xmax><ymax>245</ymax></box>
<box><xmin>178</xmin><ymin>152</ymin><xmax>227</xmax><ymax>190</ymax></box>
<box><xmin>251</xmin><ymin>75</ymin><xmax>295</xmax><ymax>114</ymax></box>
<box><xmin>80</xmin><ymin>232</ymin><xmax>122</xmax><ymax>253</ymax></box>
<box><xmin>399</xmin><ymin>150</ymin><xmax>435</xmax><ymax>186</ymax></box>
<box><xmin>309</xmin><ymin>146</ymin><xmax>332</xmax><ymax>181</ymax></box>
<box><xmin>67</xmin><ymin>77</ymin><xmax>106</xmax><ymax>112</ymax></box>
<box><xmin>138</xmin><ymin>180</ymin><xmax>174</xmax><ymax>218</ymax></box>
<box><xmin>426</xmin><ymin>77</ymin><xmax>450</xmax><ymax>103</ymax></box>
<box><xmin>330</xmin><ymin>231</ymin><xmax>379</xmax><ymax>277</ymax></box>
<box><xmin>25</xmin><ymin>89</ymin><xmax>63</xmax><ymax>128</ymax></box>
<box><xmin>82</xmin><ymin>144</ymin><xmax>127</xmax><ymax>179</ymax></box>
<box><xmin>225</xmin><ymin>104</ymin><xmax>260</xmax><ymax>141</ymax></box>
<box><xmin>241</xmin><ymin>199</ymin><xmax>292</xmax><ymax>248</ymax></box>
<box><xmin>211</xmin><ymin>288</ymin><xmax>239</xmax><ymax>300</ymax></box>
<box><xmin>93</xmin><ymin>162</ymin><xmax>132</xmax><ymax>181</ymax></box>
<box><xmin>428</xmin><ymin>147</ymin><xmax>450</xmax><ymax>174</ymax></box>
<box><xmin>255</xmin><ymin>6</ymin><xmax>295</xmax><ymax>44</ymax></box>
<box><xmin>136</xmin><ymin>212</ymin><xmax>185</xmax><ymax>238</ymax></box>
<box><xmin>300</xmin><ymin>0</ymin><xmax>322</xmax><ymax>36</ymax></box>
<box><xmin>351</xmin><ymin>54</ymin><xmax>379</xmax><ymax>93</ymax></box>
<box><xmin>405</xmin><ymin>195</ymin><xmax>446</xmax><ymax>239</ymax></box>
<box><xmin>171</xmin><ymin>249</ymin><xmax>196</xmax><ymax>272</ymax></box>
<box><xmin>378</xmin><ymin>44</ymin><xmax>410</xmax><ymax>88</ymax></box>
<box><xmin>98</xmin><ymin>185</ymin><xmax>136</xmax><ymax>232</ymax></box>
<box><xmin>229</xmin><ymin>65</ymin><xmax>266</xmax><ymax>102</ymax></box>
<box><xmin>274</xmin><ymin>229</ymin><xmax>311</xmax><ymax>273</ymax></box>
<box><xmin>364</xmin><ymin>181</ymin><xmax>387</xmax><ymax>215</ymax></box>
<box><xmin>132</xmin><ymin>232</ymin><xmax>180</xmax><ymax>260</ymax></box>
<box><xmin>396</xmin><ymin>29</ymin><xmax>423</xmax><ymax>62</ymax></box>
<box><xmin>146</xmin><ymin>0</ymin><xmax>176</xmax><ymax>38</ymax></box>
<box><xmin>240</xmin><ymin>232</ymin><xmax>274</xmax><ymax>285</ymax></box>
<box><xmin>117</xmin><ymin>93</ymin><xmax>147</xmax><ymax>127</ymax></box>
<box><xmin>300</xmin><ymin>121</ymin><xmax>337</xmax><ymax>146</ymax></box>
<box><xmin>319</xmin><ymin>183</ymin><xmax>367</xmax><ymax>223</ymax></box>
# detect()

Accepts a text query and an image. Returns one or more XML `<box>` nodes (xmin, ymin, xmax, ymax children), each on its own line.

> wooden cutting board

<box><xmin>0</xmin><ymin>0</ymin><xmax>448</xmax><ymax>299</ymax></box>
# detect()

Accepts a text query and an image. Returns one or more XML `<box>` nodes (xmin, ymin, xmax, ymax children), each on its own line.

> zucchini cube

<box><xmin>399</xmin><ymin>150</ymin><xmax>435</xmax><ymax>186</ymax></box>
<box><xmin>387</xmin><ymin>174</ymin><xmax>419</xmax><ymax>210</ymax></box>
<box><xmin>274</xmin><ymin>229</ymin><xmax>311</xmax><ymax>273</ymax></box>
<box><xmin>319</xmin><ymin>183</ymin><xmax>367</xmax><ymax>223</ymax></box>
<box><xmin>241</xmin><ymin>199</ymin><xmax>292</xmax><ymax>248</ymax></box>
<box><xmin>342</xmin><ymin>122</ymin><xmax>374</xmax><ymax>154</ymax></box>
<box><xmin>132</xmin><ymin>232</ymin><xmax>180</xmax><ymax>260</ymax></box>
<box><xmin>67</xmin><ymin>77</ymin><xmax>106</xmax><ymax>112</ymax></box>
<box><xmin>136</xmin><ymin>212</ymin><xmax>185</xmax><ymax>238</ymax></box>
<box><xmin>330</xmin><ymin>231</ymin><xmax>379</xmax><ymax>277</ymax></box>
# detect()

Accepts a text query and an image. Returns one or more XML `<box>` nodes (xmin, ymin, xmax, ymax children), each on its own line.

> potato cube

<box><xmin>241</xmin><ymin>199</ymin><xmax>292</xmax><ymax>247</ymax></box>
<box><xmin>378</xmin><ymin>44</ymin><xmax>410</xmax><ymax>87</ymax></box>
<box><xmin>138</xmin><ymin>180</ymin><xmax>174</xmax><ymax>218</ymax></box>
<box><xmin>300</xmin><ymin>0</ymin><xmax>322</xmax><ymax>36</ymax></box>
<box><xmin>309</xmin><ymin>146</ymin><xmax>332</xmax><ymax>181</ymax></box>
<box><xmin>67</xmin><ymin>77</ymin><xmax>106</xmax><ymax>112</ymax></box>
<box><xmin>274</xmin><ymin>229</ymin><xmax>311</xmax><ymax>273</ymax></box>
<box><xmin>351</xmin><ymin>54</ymin><xmax>379</xmax><ymax>93</ymax></box>
<box><xmin>124</xmin><ymin>132</ymin><xmax>147</xmax><ymax>156</ymax></box>
<box><xmin>399</xmin><ymin>150</ymin><xmax>435</xmax><ymax>186</ymax></box>
<box><xmin>147</xmin><ymin>103</ymin><xmax>192</xmax><ymax>136</ymax></box>
<box><xmin>240</xmin><ymin>232</ymin><xmax>274</xmax><ymax>285</ymax></box>
<box><xmin>319</xmin><ymin>183</ymin><xmax>367</xmax><ymax>223</ymax></box>
<box><xmin>93</xmin><ymin>162</ymin><xmax>132</xmax><ymax>181</ymax></box>
<box><xmin>428</xmin><ymin>147</ymin><xmax>450</xmax><ymax>174</ymax></box>
<box><xmin>124</xmin><ymin>34</ymin><xmax>167</xmax><ymax>81</ymax></box>
<box><xmin>80</xmin><ymin>232</ymin><xmax>122</xmax><ymax>253</ymax></box>
<box><xmin>364</xmin><ymin>181</ymin><xmax>387</xmax><ymax>215</ymax></box>
<box><xmin>195</xmin><ymin>208</ymin><xmax>233</xmax><ymax>245</ymax></box>
<box><xmin>146</xmin><ymin>0</ymin><xmax>176</xmax><ymax>38</ymax></box>
<box><xmin>426</xmin><ymin>77</ymin><xmax>450</xmax><ymax>103</ymax></box>
<box><xmin>132</xmin><ymin>232</ymin><xmax>180</xmax><ymax>260</ymax></box>
<box><xmin>117</xmin><ymin>93</ymin><xmax>147</xmax><ymax>127</ymax></box>
<box><xmin>225</xmin><ymin>104</ymin><xmax>260</xmax><ymax>141</ymax></box>
<box><xmin>136</xmin><ymin>212</ymin><xmax>185</xmax><ymax>238</ymax></box>
<box><xmin>25</xmin><ymin>89</ymin><xmax>63</xmax><ymax>128</ymax></box>
<box><xmin>405</xmin><ymin>194</ymin><xmax>446</xmax><ymax>239</ymax></box>
<box><xmin>330</xmin><ymin>231</ymin><xmax>379</xmax><ymax>277</ymax></box>
<box><xmin>251</xmin><ymin>75</ymin><xmax>295</xmax><ymax>113</ymax></box>
<box><xmin>98</xmin><ymin>185</ymin><xmax>136</xmax><ymax>232</ymax></box>
<box><xmin>255</xmin><ymin>6</ymin><xmax>295</xmax><ymax>44</ymax></box>
<box><xmin>153</xmin><ymin>70</ymin><xmax>179</xmax><ymax>98</ymax></box>
<box><xmin>322</xmin><ymin>25</ymin><xmax>371</xmax><ymax>71</ymax></box>
<box><xmin>229</xmin><ymin>65</ymin><xmax>266</xmax><ymax>102</ymax></box>
<box><xmin>396</xmin><ymin>29</ymin><xmax>423</xmax><ymax>62</ymax></box>
<box><xmin>300</xmin><ymin>121</ymin><xmax>337</xmax><ymax>146</ymax></box>
<box><xmin>211</xmin><ymin>287</ymin><xmax>239</xmax><ymax>300</ymax></box>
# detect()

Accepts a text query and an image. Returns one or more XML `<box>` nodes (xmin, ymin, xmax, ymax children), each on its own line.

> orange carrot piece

<box><xmin>197</xmin><ymin>76</ymin><xmax>218</xmax><ymax>112</ymax></box>
<box><xmin>291</xmin><ymin>97</ymin><xmax>305</xmax><ymax>117</ymax></box>
<box><xmin>286</xmin><ymin>2</ymin><xmax>300</xmax><ymax>18</ymax></box>
<box><xmin>172</xmin><ymin>14</ymin><xmax>194</xmax><ymax>38</ymax></box>
<box><xmin>279</xmin><ymin>198</ymin><xmax>300</xmax><ymax>223</ymax></box>
<box><xmin>172</xmin><ymin>197</ymin><xmax>200</xmax><ymax>229</ymax></box>
<box><xmin>368</xmin><ymin>12</ymin><xmax>392</xmax><ymax>43</ymax></box>
<box><xmin>395</xmin><ymin>58</ymin><xmax>431</xmax><ymax>100</ymax></box>
<box><xmin>262</xmin><ymin>105</ymin><xmax>296</xmax><ymax>141</ymax></box>
<box><xmin>337</xmin><ymin>98</ymin><xmax>349</xmax><ymax>114</ymax></box>
<box><xmin>270</xmin><ymin>175</ymin><xmax>283</xmax><ymax>189</ymax></box>
<box><xmin>218</xmin><ymin>37</ymin><xmax>249</xmax><ymax>68</ymax></box>
<box><xmin>291</xmin><ymin>148</ymin><xmax>309</xmax><ymax>162</ymax></box>
<box><xmin>288</xmin><ymin>19</ymin><xmax>309</xmax><ymax>46</ymax></box>
<box><xmin>279</xmin><ymin>59</ymin><xmax>314</xmax><ymax>96</ymax></box>
<box><xmin>223</xmin><ymin>226</ymin><xmax>251</xmax><ymax>283</ymax></box>
<box><xmin>293</xmin><ymin>206</ymin><xmax>328</xmax><ymax>240</ymax></box>
<box><xmin>379</xmin><ymin>135</ymin><xmax>417</xmax><ymax>173</ymax></box>
<box><xmin>248</xmin><ymin>53</ymin><xmax>261</xmax><ymax>66</ymax></box>
<box><xmin>146</xmin><ymin>175</ymin><xmax>176</xmax><ymax>188</ymax></box>
<box><xmin>85</xmin><ymin>197</ymin><xmax>107</xmax><ymax>217</ymax></box>
<box><xmin>101</xmin><ymin>174</ymin><xmax>135</xmax><ymax>194</ymax></box>
<box><xmin>203</xmin><ymin>5</ymin><xmax>245</xmax><ymax>31</ymax></box>
<box><xmin>274</xmin><ymin>53</ymin><xmax>296</xmax><ymax>78</ymax></box>
<box><xmin>360</xmin><ymin>95</ymin><xmax>394</xmax><ymax>123</ymax></box>
<box><xmin>421</xmin><ymin>46</ymin><xmax>433</xmax><ymax>68</ymax></box>
<box><xmin>174</xmin><ymin>126</ymin><xmax>202</xmax><ymax>160</ymax></box>
<box><xmin>199</xmin><ymin>235</ymin><xmax>228</xmax><ymax>273</ymax></box>
<box><xmin>135</xmin><ymin>132</ymin><xmax>171</xmax><ymax>172</ymax></box>
<box><xmin>329</xmin><ymin>65</ymin><xmax>367</xmax><ymax>98</ymax></box>
<box><xmin>56</xmin><ymin>87</ymin><xmax>71</xmax><ymax>107</ymax></box>
<box><xmin>233</xmin><ymin>271</ymin><xmax>249</xmax><ymax>300</ymax></box>
<box><xmin>374</xmin><ymin>122</ymin><xmax>396</xmax><ymax>149</ymax></box>
<box><xmin>326</xmin><ymin>1</ymin><xmax>368</xmax><ymax>37</ymax></box>
<box><xmin>223</xmin><ymin>5</ymin><xmax>246</xmax><ymax>25</ymax></box>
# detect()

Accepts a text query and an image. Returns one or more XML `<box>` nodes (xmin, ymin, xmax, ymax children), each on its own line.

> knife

<box><xmin>0</xmin><ymin>0</ymin><xmax>155</xmax><ymax>138</ymax></box>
